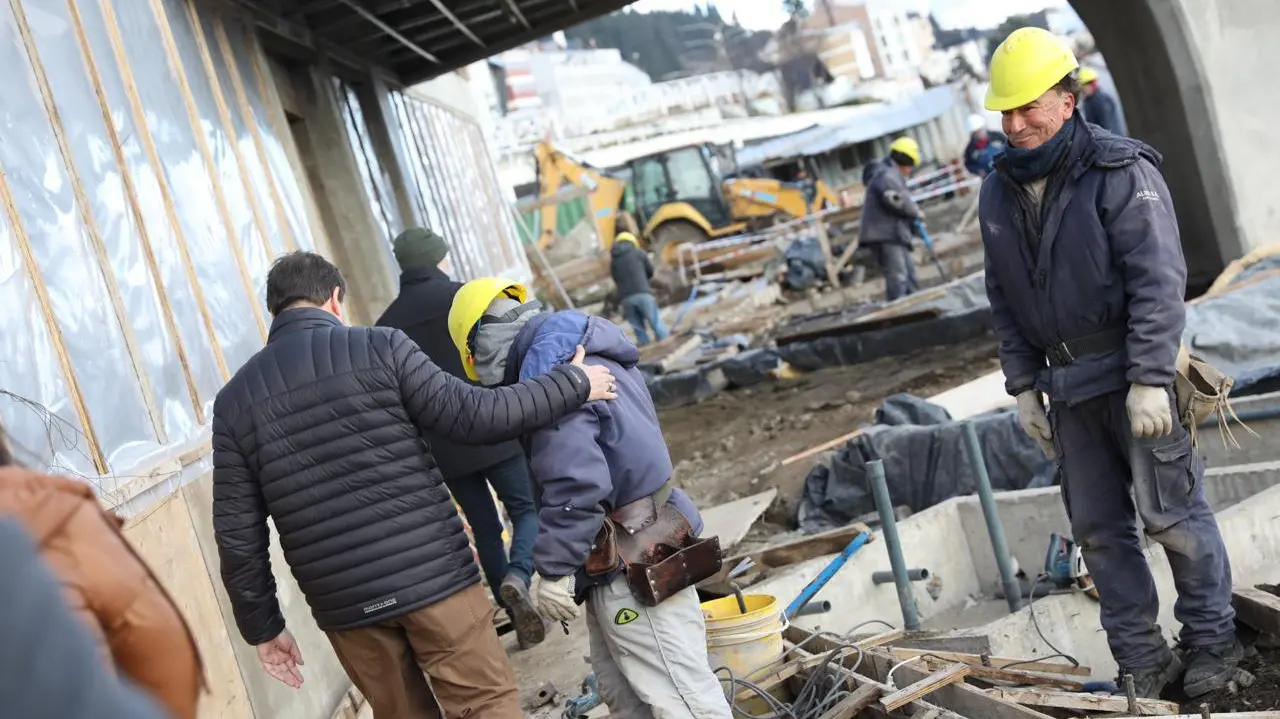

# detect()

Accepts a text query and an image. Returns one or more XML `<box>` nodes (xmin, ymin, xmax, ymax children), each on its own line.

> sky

<box><xmin>627</xmin><ymin>0</ymin><xmax>1070</xmax><ymax>33</ymax></box>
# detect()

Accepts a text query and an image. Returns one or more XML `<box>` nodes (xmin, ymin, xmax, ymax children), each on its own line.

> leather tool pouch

<box><xmin>584</xmin><ymin>483</ymin><xmax>724</xmax><ymax>606</ymax></box>
<box><xmin>1175</xmin><ymin>345</ymin><xmax>1255</xmax><ymax>448</ymax></box>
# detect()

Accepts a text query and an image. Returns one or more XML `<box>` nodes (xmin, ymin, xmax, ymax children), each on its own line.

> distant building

<box><xmin>801</xmin><ymin>0</ymin><xmax>923</xmax><ymax>80</ymax></box>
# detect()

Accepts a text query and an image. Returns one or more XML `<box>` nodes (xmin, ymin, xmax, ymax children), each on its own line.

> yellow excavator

<box><xmin>534</xmin><ymin>140</ymin><xmax>839</xmax><ymax>265</ymax></box>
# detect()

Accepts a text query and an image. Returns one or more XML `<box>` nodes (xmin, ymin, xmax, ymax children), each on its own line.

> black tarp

<box><xmin>798</xmin><ymin>394</ymin><xmax>1056</xmax><ymax>533</ymax></box>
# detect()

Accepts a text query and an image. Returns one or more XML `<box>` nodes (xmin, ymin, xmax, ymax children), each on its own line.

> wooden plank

<box><xmin>786</xmin><ymin>628</ymin><xmax>1054</xmax><ymax>719</ymax></box>
<box><xmin>788</xmin><ymin>644</ymin><xmax>945</xmax><ymax>719</ymax></box>
<box><xmin>782</xmin><ymin>427</ymin><xmax>867</xmax><ymax>465</ymax></box>
<box><xmin>702</xmin><ymin>524</ymin><xmax>871</xmax><ymax>591</ymax></box>
<box><xmin>889</xmin><ymin>647</ymin><xmax>1091</xmax><ymax>677</ymax></box>
<box><xmin>821</xmin><ymin>682</ymin><xmax>882</xmax><ymax>719</ymax></box>
<box><xmin>917</xmin><ymin>657</ymin><xmax>1085</xmax><ymax>691</ymax></box>
<box><xmin>856</xmin><ymin>629</ymin><xmax>906</xmax><ymax>649</ymax></box>
<box><xmin>986</xmin><ymin>687</ymin><xmax>1181</xmax><ymax>716</ymax></box>
<box><xmin>881</xmin><ymin>665</ymin><xmax>971</xmax><ymax>711</ymax></box>
<box><xmin>1233</xmin><ymin>587</ymin><xmax>1280</xmax><ymax>636</ymax></box>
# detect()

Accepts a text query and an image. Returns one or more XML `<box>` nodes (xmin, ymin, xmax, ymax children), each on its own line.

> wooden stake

<box><xmin>147</xmin><ymin>0</ymin><xmax>268</xmax><ymax>339</ymax></box>
<box><xmin>11</xmin><ymin>0</ymin><xmax>166</xmax><ymax>444</ymax></box>
<box><xmin>813</xmin><ymin>215</ymin><xmax>840</xmax><ymax>289</ymax></box>
<box><xmin>881</xmin><ymin>665</ymin><xmax>971</xmax><ymax>711</ymax></box>
<box><xmin>61</xmin><ymin>0</ymin><xmax>205</xmax><ymax>425</ymax></box>
<box><xmin>888</xmin><ymin>647</ymin><xmax>1091</xmax><ymax>677</ymax></box>
<box><xmin>96</xmin><ymin>0</ymin><xmax>231</xmax><ymax>382</ymax></box>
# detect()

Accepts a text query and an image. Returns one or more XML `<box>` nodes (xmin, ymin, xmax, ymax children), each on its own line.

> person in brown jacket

<box><xmin>0</xmin><ymin>435</ymin><xmax>202</xmax><ymax>719</ymax></box>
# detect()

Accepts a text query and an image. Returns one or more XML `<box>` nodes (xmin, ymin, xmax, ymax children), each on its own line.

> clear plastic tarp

<box><xmin>111</xmin><ymin>0</ymin><xmax>263</xmax><ymax>371</ymax></box>
<box><xmin>338</xmin><ymin>80</ymin><xmax>401</xmax><ymax>270</ymax></box>
<box><xmin>0</xmin><ymin>4</ymin><xmax>160</xmax><ymax>486</ymax></box>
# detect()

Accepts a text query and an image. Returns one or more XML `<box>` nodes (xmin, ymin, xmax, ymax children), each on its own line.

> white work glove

<box><xmin>1126</xmin><ymin>384</ymin><xmax>1174</xmax><ymax>438</ymax></box>
<box><xmin>1015</xmin><ymin>390</ymin><xmax>1056</xmax><ymax>459</ymax></box>
<box><xmin>532</xmin><ymin>574</ymin><xmax>578</xmax><ymax>622</ymax></box>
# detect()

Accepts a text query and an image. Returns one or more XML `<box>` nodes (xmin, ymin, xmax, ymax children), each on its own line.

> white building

<box><xmin>530</xmin><ymin>47</ymin><xmax>653</xmax><ymax>111</ymax></box>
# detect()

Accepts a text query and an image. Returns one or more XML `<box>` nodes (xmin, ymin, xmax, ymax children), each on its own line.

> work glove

<box><xmin>532</xmin><ymin>574</ymin><xmax>578</xmax><ymax>622</ymax></box>
<box><xmin>1126</xmin><ymin>384</ymin><xmax>1174</xmax><ymax>438</ymax></box>
<box><xmin>1015</xmin><ymin>390</ymin><xmax>1056</xmax><ymax>459</ymax></box>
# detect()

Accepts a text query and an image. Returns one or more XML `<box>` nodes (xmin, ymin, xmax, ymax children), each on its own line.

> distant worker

<box><xmin>1079</xmin><ymin>66</ymin><xmax>1127</xmax><ymax>135</ymax></box>
<box><xmin>449</xmin><ymin>279</ymin><xmax>732</xmax><ymax>719</ymax></box>
<box><xmin>610</xmin><ymin>232</ymin><xmax>668</xmax><ymax>345</ymax></box>
<box><xmin>860</xmin><ymin>136</ymin><xmax>924</xmax><ymax>301</ymax></box>
<box><xmin>213</xmin><ymin>252</ymin><xmax>616</xmax><ymax>719</ymax></box>
<box><xmin>963</xmin><ymin>113</ymin><xmax>1007</xmax><ymax>177</ymax></box>
<box><xmin>980</xmin><ymin>28</ymin><xmax>1238</xmax><ymax>699</ymax></box>
<box><xmin>794</xmin><ymin>164</ymin><xmax>818</xmax><ymax>206</ymax></box>
<box><xmin>376</xmin><ymin>228</ymin><xmax>546</xmax><ymax>650</ymax></box>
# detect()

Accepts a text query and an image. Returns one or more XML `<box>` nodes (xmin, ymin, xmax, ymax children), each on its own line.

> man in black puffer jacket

<box><xmin>377</xmin><ymin>228</ymin><xmax>545</xmax><ymax>650</ymax></box>
<box><xmin>212</xmin><ymin>252</ymin><xmax>616</xmax><ymax>719</ymax></box>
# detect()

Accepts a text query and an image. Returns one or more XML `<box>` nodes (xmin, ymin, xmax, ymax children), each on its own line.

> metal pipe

<box><xmin>962</xmin><ymin>421</ymin><xmax>1025</xmax><ymax>612</ymax></box>
<box><xmin>867</xmin><ymin>459</ymin><xmax>921</xmax><ymax>630</ymax></box>
<box><xmin>872</xmin><ymin>568</ymin><xmax>929</xmax><ymax>585</ymax></box>
<box><xmin>794</xmin><ymin>600</ymin><xmax>832</xmax><ymax>617</ymax></box>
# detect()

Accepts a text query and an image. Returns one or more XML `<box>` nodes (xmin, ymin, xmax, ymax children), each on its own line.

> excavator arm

<box><xmin>533</xmin><ymin>140</ymin><xmax>628</xmax><ymax>250</ymax></box>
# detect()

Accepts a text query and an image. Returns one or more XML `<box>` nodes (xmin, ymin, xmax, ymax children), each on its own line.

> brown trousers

<box><xmin>327</xmin><ymin>583</ymin><xmax>521</xmax><ymax>719</ymax></box>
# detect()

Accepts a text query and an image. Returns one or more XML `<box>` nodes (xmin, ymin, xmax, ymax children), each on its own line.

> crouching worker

<box><xmin>449</xmin><ymin>278</ymin><xmax>733</xmax><ymax>719</ymax></box>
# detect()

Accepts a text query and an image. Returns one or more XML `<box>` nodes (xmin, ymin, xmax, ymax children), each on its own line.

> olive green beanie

<box><xmin>393</xmin><ymin>227</ymin><xmax>449</xmax><ymax>271</ymax></box>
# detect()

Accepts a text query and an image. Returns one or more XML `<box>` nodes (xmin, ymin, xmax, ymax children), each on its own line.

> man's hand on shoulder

<box><xmin>571</xmin><ymin>345</ymin><xmax>617</xmax><ymax>402</ymax></box>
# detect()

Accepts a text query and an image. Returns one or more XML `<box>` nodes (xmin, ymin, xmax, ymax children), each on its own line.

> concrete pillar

<box><xmin>1073</xmin><ymin>0</ymin><xmax>1243</xmax><ymax>292</ymax></box>
<box><xmin>356</xmin><ymin>78</ymin><xmax>421</xmax><ymax>233</ymax></box>
<box><xmin>270</xmin><ymin>58</ymin><xmax>395</xmax><ymax>324</ymax></box>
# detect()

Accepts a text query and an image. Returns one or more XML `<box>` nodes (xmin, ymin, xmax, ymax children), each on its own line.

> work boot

<box><xmin>1117</xmin><ymin>645</ymin><xmax>1182</xmax><ymax>699</ymax></box>
<box><xmin>499</xmin><ymin>574</ymin><xmax>546</xmax><ymax>648</ymax></box>
<box><xmin>1182</xmin><ymin>638</ymin><xmax>1245</xmax><ymax>698</ymax></box>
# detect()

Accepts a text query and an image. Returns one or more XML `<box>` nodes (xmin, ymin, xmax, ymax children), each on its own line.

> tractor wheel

<box><xmin>648</xmin><ymin>220</ymin><xmax>710</xmax><ymax>269</ymax></box>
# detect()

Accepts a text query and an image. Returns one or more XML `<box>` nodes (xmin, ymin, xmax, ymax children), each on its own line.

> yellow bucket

<box><xmin>701</xmin><ymin>594</ymin><xmax>787</xmax><ymax>682</ymax></box>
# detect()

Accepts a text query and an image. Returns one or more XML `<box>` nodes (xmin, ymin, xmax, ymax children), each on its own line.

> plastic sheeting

<box><xmin>28</xmin><ymin>0</ymin><xmax>198</xmax><ymax>454</ymax></box>
<box><xmin>778</xmin><ymin>308</ymin><xmax>993</xmax><ymax>371</ymax></box>
<box><xmin>337</xmin><ymin>81</ymin><xmax>400</xmax><ymax>265</ymax></box>
<box><xmin>70</xmin><ymin>0</ymin><xmax>222</xmax><ymax>416</ymax></box>
<box><xmin>1184</xmin><ymin>256</ymin><xmax>1280</xmax><ymax>394</ymax></box>
<box><xmin>0</xmin><ymin>5</ymin><xmax>159</xmax><ymax>482</ymax></box>
<box><xmin>112</xmin><ymin>0</ymin><xmax>262</xmax><ymax>372</ymax></box>
<box><xmin>798</xmin><ymin>394</ymin><xmax>1055</xmax><ymax>534</ymax></box>
<box><xmin>222</xmin><ymin>16</ymin><xmax>315</xmax><ymax>251</ymax></box>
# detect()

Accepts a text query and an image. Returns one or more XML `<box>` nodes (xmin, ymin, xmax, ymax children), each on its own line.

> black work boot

<box><xmin>1183</xmin><ymin>638</ymin><xmax>1245</xmax><ymax>698</ymax></box>
<box><xmin>1118</xmin><ymin>645</ymin><xmax>1183</xmax><ymax>699</ymax></box>
<box><xmin>499</xmin><ymin>574</ymin><xmax>546</xmax><ymax>649</ymax></box>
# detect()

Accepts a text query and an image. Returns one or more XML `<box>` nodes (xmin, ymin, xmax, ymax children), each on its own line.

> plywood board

<box><xmin>699</xmin><ymin>488</ymin><xmax>777</xmax><ymax>550</ymax></box>
<box><xmin>123</xmin><ymin>493</ymin><xmax>251</xmax><ymax>719</ymax></box>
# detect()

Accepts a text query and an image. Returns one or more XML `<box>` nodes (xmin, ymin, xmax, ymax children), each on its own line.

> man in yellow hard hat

<box><xmin>449</xmin><ymin>279</ymin><xmax>732</xmax><ymax>719</ymax></box>
<box><xmin>859</xmin><ymin>136</ymin><xmax>924</xmax><ymax>300</ymax></box>
<box><xmin>609</xmin><ymin>232</ymin><xmax>667</xmax><ymax>345</ymax></box>
<box><xmin>1078</xmin><ymin>66</ymin><xmax>1127</xmax><ymax>135</ymax></box>
<box><xmin>980</xmin><ymin>28</ymin><xmax>1239</xmax><ymax>699</ymax></box>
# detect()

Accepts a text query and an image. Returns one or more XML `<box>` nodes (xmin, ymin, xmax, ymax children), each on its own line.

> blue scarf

<box><xmin>1000</xmin><ymin>117</ymin><xmax>1076</xmax><ymax>184</ymax></box>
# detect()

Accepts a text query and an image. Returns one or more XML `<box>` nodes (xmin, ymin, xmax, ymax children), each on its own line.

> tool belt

<box><xmin>1044</xmin><ymin>325</ymin><xmax>1128</xmax><ymax>367</ymax></box>
<box><xmin>585</xmin><ymin>481</ymin><xmax>723</xmax><ymax>606</ymax></box>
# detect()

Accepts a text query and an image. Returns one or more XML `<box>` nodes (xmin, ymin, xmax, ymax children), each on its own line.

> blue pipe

<box><xmin>867</xmin><ymin>459</ymin><xmax>921</xmax><ymax>630</ymax></box>
<box><xmin>784</xmin><ymin>530</ymin><xmax>872</xmax><ymax>619</ymax></box>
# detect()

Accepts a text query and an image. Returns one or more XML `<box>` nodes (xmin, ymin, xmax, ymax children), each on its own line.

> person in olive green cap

<box><xmin>376</xmin><ymin>228</ymin><xmax>546</xmax><ymax>649</ymax></box>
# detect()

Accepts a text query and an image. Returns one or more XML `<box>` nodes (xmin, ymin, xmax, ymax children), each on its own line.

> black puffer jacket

<box><xmin>376</xmin><ymin>267</ymin><xmax>523</xmax><ymax>480</ymax></box>
<box><xmin>212</xmin><ymin>308</ymin><xmax>590</xmax><ymax>643</ymax></box>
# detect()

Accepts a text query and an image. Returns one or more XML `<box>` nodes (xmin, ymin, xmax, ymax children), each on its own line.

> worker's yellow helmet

<box><xmin>889</xmin><ymin>136</ymin><xmax>920</xmax><ymax>166</ymax></box>
<box><xmin>985</xmin><ymin>27</ymin><xmax>1079</xmax><ymax>112</ymax></box>
<box><xmin>448</xmin><ymin>277</ymin><xmax>529</xmax><ymax>380</ymax></box>
<box><xmin>1077</xmin><ymin>67</ymin><xmax>1099</xmax><ymax>85</ymax></box>
<box><xmin>615</xmin><ymin>232</ymin><xmax>639</xmax><ymax>246</ymax></box>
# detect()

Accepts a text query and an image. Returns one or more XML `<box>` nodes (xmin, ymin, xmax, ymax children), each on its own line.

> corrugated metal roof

<box><xmin>735</xmin><ymin>86</ymin><xmax>958</xmax><ymax>167</ymax></box>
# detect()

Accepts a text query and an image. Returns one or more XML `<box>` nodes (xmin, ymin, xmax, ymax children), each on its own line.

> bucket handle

<box><xmin>706</xmin><ymin>613</ymin><xmax>790</xmax><ymax>647</ymax></box>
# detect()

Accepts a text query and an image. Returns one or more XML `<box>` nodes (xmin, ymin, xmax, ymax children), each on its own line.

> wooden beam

<box><xmin>822</xmin><ymin>682</ymin><xmax>882</xmax><ymax>718</ymax></box>
<box><xmin>856</xmin><ymin>629</ymin><xmax>907</xmax><ymax>649</ymax></box>
<box><xmin>888</xmin><ymin>647</ymin><xmax>1090</xmax><ymax>677</ymax></box>
<box><xmin>917</xmin><ymin>657</ymin><xmax>1085</xmax><ymax>691</ymax></box>
<box><xmin>881</xmin><ymin>665</ymin><xmax>971</xmax><ymax>712</ymax></box>
<box><xmin>782</xmin><ymin>427</ymin><xmax>867</xmax><ymax>466</ymax></box>
<box><xmin>985</xmin><ymin>687</ymin><xmax>1181</xmax><ymax>716</ymax></box>
<box><xmin>1232</xmin><ymin>586</ymin><xmax>1280</xmax><ymax>636</ymax></box>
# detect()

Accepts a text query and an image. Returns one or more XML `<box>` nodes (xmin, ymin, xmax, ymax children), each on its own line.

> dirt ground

<box><xmin>659</xmin><ymin>334</ymin><xmax>1002</xmax><ymax>531</ymax></box>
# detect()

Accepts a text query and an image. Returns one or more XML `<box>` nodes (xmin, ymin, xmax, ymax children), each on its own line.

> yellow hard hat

<box><xmin>889</xmin><ymin>136</ymin><xmax>920</xmax><ymax>166</ymax></box>
<box><xmin>615</xmin><ymin>232</ymin><xmax>639</xmax><ymax>246</ymax></box>
<box><xmin>985</xmin><ymin>27</ymin><xmax>1079</xmax><ymax>112</ymax></box>
<box><xmin>448</xmin><ymin>277</ymin><xmax>528</xmax><ymax>380</ymax></box>
<box><xmin>1077</xmin><ymin>67</ymin><xmax>1099</xmax><ymax>85</ymax></box>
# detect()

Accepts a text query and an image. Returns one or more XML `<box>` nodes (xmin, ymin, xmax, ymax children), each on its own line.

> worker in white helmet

<box><xmin>963</xmin><ymin>113</ymin><xmax>1007</xmax><ymax>177</ymax></box>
